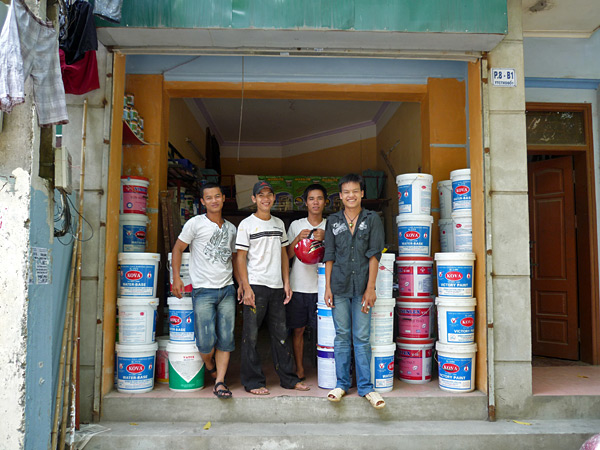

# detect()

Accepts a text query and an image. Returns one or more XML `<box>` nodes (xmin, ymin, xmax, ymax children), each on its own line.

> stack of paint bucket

<box><xmin>316</xmin><ymin>262</ymin><xmax>336</xmax><ymax>389</ymax></box>
<box><xmin>119</xmin><ymin>176</ymin><xmax>149</xmax><ymax>253</ymax></box>
<box><xmin>369</xmin><ymin>252</ymin><xmax>396</xmax><ymax>393</ymax></box>
<box><xmin>435</xmin><ymin>168</ymin><xmax>477</xmax><ymax>393</ymax></box>
<box><xmin>395</xmin><ymin>172</ymin><xmax>436</xmax><ymax>385</ymax></box>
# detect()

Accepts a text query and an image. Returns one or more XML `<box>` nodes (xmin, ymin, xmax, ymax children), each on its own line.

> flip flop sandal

<box><xmin>327</xmin><ymin>388</ymin><xmax>345</xmax><ymax>402</ymax></box>
<box><xmin>365</xmin><ymin>391</ymin><xmax>386</xmax><ymax>409</ymax></box>
<box><xmin>213</xmin><ymin>382</ymin><xmax>232</xmax><ymax>399</ymax></box>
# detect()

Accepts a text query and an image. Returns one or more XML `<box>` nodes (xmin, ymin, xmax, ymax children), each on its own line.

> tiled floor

<box><xmin>532</xmin><ymin>366</ymin><xmax>600</xmax><ymax>396</ymax></box>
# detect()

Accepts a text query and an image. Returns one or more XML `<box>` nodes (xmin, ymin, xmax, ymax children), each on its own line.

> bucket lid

<box><xmin>371</xmin><ymin>343</ymin><xmax>396</xmax><ymax>352</ymax></box>
<box><xmin>396</xmin><ymin>337</ymin><xmax>435</xmax><ymax>345</ymax></box>
<box><xmin>436</xmin><ymin>341</ymin><xmax>477</xmax><ymax>353</ymax></box>
<box><xmin>118</xmin><ymin>252</ymin><xmax>160</xmax><ymax>261</ymax></box>
<box><xmin>435</xmin><ymin>297</ymin><xmax>477</xmax><ymax>306</ymax></box>
<box><xmin>374</xmin><ymin>297</ymin><xmax>395</xmax><ymax>306</ymax></box>
<box><xmin>396</xmin><ymin>296</ymin><xmax>433</xmax><ymax>302</ymax></box>
<box><xmin>317</xmin><ymin>304</ymin><xmax>332</xmax><ymax>310</ymax></box>
<box><xmin>450</xmin><ymin>168</ymin><xmax>471</xmax><ymax>178</ymax></box>
<box><xmin>115</xmin><ymin>342</ymin><xmax>158</xmax><ymax>353</ymax></box>
<box><xmin>166</xmin><ymin>341</ymin><xmax>200</xmax><ymax>353</ymax></box>
<box><xmin>396</xmin><ymin>173</ymin><xmax>433</xmax><ymax>184</ymax></box>
<box><xmin>119</xmin><ymin>213</ymin><xmax>149</xmax><ymax>223</ymax></box>
<box><xmin>121</xmin><ymin>175</ymin><xmax>149</xmax><ymax>183</ymax></box>
<box><xmin>437</xmin><ymin>180</ymin><xmax>451</xmax><ymax>187</ymax></box>
<box><xmin>395</xmin><ymin>256</ymin><xmax>434</xmax><ymax>263</ymax></box>
<box><xmin>167</xmin><ymin>297</ymin><xmax>193</xmax><ymax>307</ymax></box>
<box><xmin>396</xmin><ymin>214</ymin><xmax>434</xmax><ymax>224</ymax></box>
<box><xmin>451</xmin><ymin>211</ymin><xmax>472</xmax><ymax>219</ymax></box>
<box><xmin>396</xmin><ymin>300</ymin><xmax>433</xmax><ymax>307</ymax></box>
<box><xmin>434</xmin><ymin>252</ymin><xmax>476</xmax><ymax>262</ymax></box>
<box><xmin>117</xmin><ymin>297</ymin><xmax>159</xmax><ymax>307</ymax></box>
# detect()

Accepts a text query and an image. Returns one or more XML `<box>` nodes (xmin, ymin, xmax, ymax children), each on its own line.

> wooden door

<box><xmin>528</xmin><ymin>156</ymin><xmax>579</xmax><ymax>359</ymax></box>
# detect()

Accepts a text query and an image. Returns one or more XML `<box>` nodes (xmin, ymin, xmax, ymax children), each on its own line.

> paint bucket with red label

<box><xmin>396</xmin><ymin>337</ymin><xmax>434</xmax><ymax>384</ymax></box>
<box><xmin>120</xmin><ymin>176</ymin><xmax>149</xmax><ymax>214</ymax></box>
<box><xmin>156</xmin><ymin>336</ymin><xmax>169</xmax><ymax>384</ymax></box>
<box><xmin>396</xmin><ymin>256</ymin><xmax>434</xmax><ymax>297</ymax></box>
<box><xmin>396</xmin><ymin>297</ymin><xmax>435</xmax><ymax>340</ymax></box>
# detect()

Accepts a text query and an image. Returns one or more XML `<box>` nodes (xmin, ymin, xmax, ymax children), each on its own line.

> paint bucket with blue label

<box><xmin>167</xmin><ymin>297</ymin><xmax>195</xmax><ymax>342</ymax></box>
<box><xmin>438</xmin><ymin>218</ymin><xmax>454</xmax><ymax>253</ymax></box>
<box><xmin>451</xmin><ymin>211</ymin><xmax>472</xmax><ymax>252</ymax></box>
<box><xmin>317</xmin><ymin>305</ymin><xmax>335</xmax><ymax>347</ymax></box>
<box><xmin>317</xmin><ymin>345</ymin><xmax>336</xmax><ymax>389</ymax></box>
<box><xmin>436</xmin><ymin>297</ymin><xmax>476</xmax><ymax>344</ymax></box>
<box><xmin>436</xmin><ymin>341</ymin><xmax>477</xmax><ymax>392</ymax></box>
<box><xmin>396</xmin><ymin>215</ymin><xmax>434</xmax><ymax>256</ymax></box>
<box><xmin>119</xmin><ymin>214</ymin><xmax>148</xmax><ymax>253</ymax></box>
<box><xmin>438</xmin><ymin>180</ymin><xmax>452</xmax><ymax>219</ymax></box>
<box><xmin>435</xmin><ymin>252</ymin><xmax>476</xmax><ymax>298</ymax></box>
<box><xmin>317</xmin><ymin>263</ymin><xmax>326</xmax><ymax>305</ymax></box>
<box><xmin>116</xmin><ymin>297</ymin><xmax>158</xmax><ymax>344</ymax></box>
<box><xmin>396</xmin><ymin>173</ymin><xmax>433</xmax><ymax>215</ymax></box>
<box><xmin>450</xmin><ymin>169</ymin><xmax>471</xmax><ymax>212</ymax></box>
<box><xmin>118</xmin><ymin>252</ymin><xmax>160</xmax><ymax>297</ymax></box>
<box><xmin>371</xmin><ymin>343</ymin><xmax>395</xmax><ymax>393</ymax></box>
<box><xmin>115</xmin><ymin>342</ymin><xmax>158</xmax><ymax>394</ymax></box>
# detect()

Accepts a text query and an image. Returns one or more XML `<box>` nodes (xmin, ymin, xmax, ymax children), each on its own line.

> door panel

<box><xmin>528</xmin><ymin>156</ymin><xmax>579</xmax><ymax>359</ymax></box>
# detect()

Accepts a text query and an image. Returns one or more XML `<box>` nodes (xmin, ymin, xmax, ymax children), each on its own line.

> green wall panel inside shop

<box><xmin>95</xmin><ymin>0</ymin><xmax>507</xmax><ymax>34</ymax></box>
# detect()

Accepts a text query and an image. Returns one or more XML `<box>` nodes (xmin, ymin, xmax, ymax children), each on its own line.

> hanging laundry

<box><xmin>60</xmin><ymin>49</ymin><xmax>99</xmax><ymax>95</ymax></box>
<box><xmin>60</xmin><ymin>0</ymin><xmax>97</xmax><ymax>65</ymax></box>
<box><xmin>94</xmin><ymin>0</ymin><xmax>123</xmax><ymax>24</ymax></box>
<box><xmin>0</xmin><ymin>0</ymin><xmax>68</xmax><ymax>126</ymax></box>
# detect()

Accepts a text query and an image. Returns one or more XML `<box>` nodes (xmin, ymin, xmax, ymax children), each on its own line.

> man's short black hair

<box><xmin>338</xmin><ymin>173</ymin><xmax>365</xmax><ymax>192</ymax></box>
<box><xmin>201</xmin><ymin>182</ymin><xmax>223</xmax><ymax>198</ymax></box>
<box><xmin>303</xmin><ymin>183</ymin><xmax>327</xmax><ymax>201</ymax></box>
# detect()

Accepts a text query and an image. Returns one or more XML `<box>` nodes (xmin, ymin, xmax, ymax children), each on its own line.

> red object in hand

<box><xmin>294</xmin><ymin>230</ymin><xmax>325</xmax><ymax>265</ymax></box>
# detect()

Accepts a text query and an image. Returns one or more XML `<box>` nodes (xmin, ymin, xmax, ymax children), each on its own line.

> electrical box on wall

<box><xmin>54</xmin><ymin>147</ymin><xmax>73</xmax><ymax>194</ymax></box>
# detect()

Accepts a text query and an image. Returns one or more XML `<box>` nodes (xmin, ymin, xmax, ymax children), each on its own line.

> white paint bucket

<box><xmin>119</xmin><ymin>214</ymin><xmax>148</xmax><ymax>253</ymax></box>
<box><xmin>317</xmin><ymin>345</ymin><xmax>336</xmax><ymax>389</ymax></box>
<box><xmin>435</xmin><ymin>252</ymin><xmax>476</xmax><ymax>298</ymax></box>
<box><xmin>395</xmin><ymin>256</ymin><xmax>434</xmax><ymax>297</ymax></box>
<box><xmin>317</xmin><ymin>263</ymin><xmax>326</xmax><ymax>305</ymax></box>
<box><xmin>167</xmin><ymin>252</ymin><xmax>192</xmax><ymax>296</ymax></box>
<box><xmin>436</xmin><ymin>297</ymin><xmax>476</xmax><ymax>344</ymax></box>
<box><xmin>396</xmin><ymin>173</ymin><xmax>433</xmax><ymax>215</ymax></box>
<box><xmin>396</xmin><ymin>298</ymin><xmax>435</xmax><ymax>339</ymax></box>
<box><xmin>371</xmin><ymin>343</ymin><xmax>396</xmax><ymax>393</ymax></box>
<box><xmin>166</xmin><ymin>341</ymin><xmax>205</xmax><ymax>392</ymax></box>
<box><xmin>167</xmin><ymin>297</ymin><xmax>195</xmax><ymax>342</ymax></box>
<box><xmin>438</xmin><ymin>218</ymin><xmax>454</xmax><ymax>253</ymax></box>
<box><xmin>115</xmin><ymin>342</ymin><xmax>158</xmax><ymax>394</ymax></box>
<box><xmin>317</xmin><ymin>305</ymin><xmax>335</xmax><ymax>348</ymax></box>
<box><xmin>116</xmin><ymin>297</ymin><xmax>158</xmax><ymax>344</ymax></box>
<box><xmin>396</xmin><ymin>337</ymin><xmax>434</xmax><ymax>384</ymax></box>
<box><xmin>118</xmin><ymin>252</ymin><xmax>160</xmax><ymax>298</ymax></box>
<box><xmin>436</xmin><ymin>342</ymin><xmax>477</xmax><ymax>393</ymax></box>
<box><xmin>437</xmin><ymin>180</ymin><xmax>452</xmax><ymax>219</ymax></box>
<box><xmin>120</xmin><ymin>175</ymin><xmax>149</xmax><ymax>215</ymax></box>
<box><xmin>452</xmin><ymin>210</ymin><xmax>472</xmax><ymax>252</ymax></box>
<box><xmin>156</xmin><ymin>336</ymin><xmax>169</xmax><ymax>384</ymax></box>
<box><xmin>450</xmin><ymin>168</ymin><xmax>471</xmax><ymax>212</ymax></box>
<box><xmin>375</xmin><ymin>253</ymin><xmax>395</xmax><ymax>298</ymax></box>
<box><xmin>370</xmin><ymin>297</ymin><xmax>395</xmax><ymax>345</ymax></box>
<box><xmin>396</xmin><ymin>214</ymin><xmax>434</xmax><ymax>256</ymax></box>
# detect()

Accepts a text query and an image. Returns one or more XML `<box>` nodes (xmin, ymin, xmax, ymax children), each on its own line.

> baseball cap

<box><xmin>252</xmin><ymin>181</ymin><xmax>274</xmax><ymax>196</ymax></box>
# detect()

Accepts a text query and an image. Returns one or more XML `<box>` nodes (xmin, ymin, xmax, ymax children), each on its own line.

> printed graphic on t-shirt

<box><xmin>204</xmin><ymin>226</ymin><xmax>232</xmax><ymax>265</ymax></box>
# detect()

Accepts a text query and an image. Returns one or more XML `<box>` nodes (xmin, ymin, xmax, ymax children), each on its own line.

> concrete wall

<box><xmin>485</xmin><ymin>0</ymin><xmax>532</xmax><ymax>417</ymax></box>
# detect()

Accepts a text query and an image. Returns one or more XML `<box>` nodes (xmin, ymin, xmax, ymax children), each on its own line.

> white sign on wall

<box><xmin>491</xmin><ymin>68</ymin><xmax>517</xmax><ymax>87</ymax></box>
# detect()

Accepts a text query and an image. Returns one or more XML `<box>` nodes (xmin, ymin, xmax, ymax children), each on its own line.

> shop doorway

<box><xmin>526</xmin><ymin>103</ymin><xmax>599</xmax><ymax>366</ymax></box>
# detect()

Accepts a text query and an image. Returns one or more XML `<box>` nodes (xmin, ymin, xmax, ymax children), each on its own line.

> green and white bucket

<box><xmin>166</xmin><ymin>341</ymin><xmax>205</xmax><ymax>392</ymax></box>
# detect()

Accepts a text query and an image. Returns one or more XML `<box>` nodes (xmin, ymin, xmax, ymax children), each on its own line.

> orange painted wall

<box><xmin>168</xmin><ymin>98</ymin><xmax>206</xmax><ymax>168</ymax></box>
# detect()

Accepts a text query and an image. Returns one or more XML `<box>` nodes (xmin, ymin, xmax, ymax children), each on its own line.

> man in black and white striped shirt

<box><xmin>236</xmin><ymin>181</ymin><xmax>310</xmax><ymax>395</ymax></box>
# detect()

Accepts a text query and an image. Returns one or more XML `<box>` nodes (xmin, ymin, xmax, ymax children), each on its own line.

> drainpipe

<box><xmin>481</xmin><ymin>55</ymin><xmax>496</xmax><ymax>422</ymax></box>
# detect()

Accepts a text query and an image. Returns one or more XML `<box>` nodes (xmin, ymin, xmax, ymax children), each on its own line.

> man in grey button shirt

<box><xmin>323</xmin><ymin>173</ymin><xmax>386</xmax><ymax>409</ymax></box>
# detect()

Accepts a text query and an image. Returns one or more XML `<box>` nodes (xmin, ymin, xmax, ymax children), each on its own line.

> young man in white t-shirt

<box><xmin>286</xmin><ymin>184</ymin><xmax>327</xmax><ymax>380</ymax></box>
<box><xmin>236</xmin><ymin>181</ymin><xmax>310</xmax><ymax>395</ymax></box>
<box><xmin>171</xmin><ymin>182</ymin><xmax>240</xmax><ymax>399</ymax></box>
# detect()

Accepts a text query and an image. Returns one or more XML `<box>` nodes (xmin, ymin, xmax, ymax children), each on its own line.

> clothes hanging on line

<box><xmin>60</xmin><ymin>49</ymin><xmax>99</xmax><ymax>95</ymax></box>
<box><xmin>60</xmin><ymin>0</ymin><xmax>97</xmax><ymax>65</ymax></box>
<box><xmin>94</xmin><ymin>0</ymin><xmax>123</xmax><ymax>24</ymax></box>
<box><xmin>0</xmin><ymin>0</ymin><xmax>69</xmax><ymax>126</ymax></box>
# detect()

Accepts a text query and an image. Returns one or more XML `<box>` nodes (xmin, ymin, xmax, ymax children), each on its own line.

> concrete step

<box><xmin>101</xmin><ymin>394</ymin><xmax>488</xmax><ymax>423</ymax></box>
<box><xmin>85</xmin><ymin>419</ymin><xmax>600</xmax><ymax>450</ymax></box>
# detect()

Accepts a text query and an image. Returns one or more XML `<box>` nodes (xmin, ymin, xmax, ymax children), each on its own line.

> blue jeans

<box><xmin>331</xmin><ymin>295</ymin><xmax>373</xmax><ymax>396</ymax></box>
<box><xmin>191</xmin><ymin>285</ymin><xmax>236</xmax><ymax>354</ymax></box>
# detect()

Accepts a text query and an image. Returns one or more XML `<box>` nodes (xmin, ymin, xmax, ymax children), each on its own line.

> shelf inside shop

<box><xmin>122</xmin><ymin>120</ymin><xmax>148</xmax><ymax>145</ymax></box>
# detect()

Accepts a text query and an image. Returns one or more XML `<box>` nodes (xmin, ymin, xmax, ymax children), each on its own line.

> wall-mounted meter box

<box><xmin>54</xmin><ymin>147</ymin><xmax>73</xmax><ymax>194</ymax></box>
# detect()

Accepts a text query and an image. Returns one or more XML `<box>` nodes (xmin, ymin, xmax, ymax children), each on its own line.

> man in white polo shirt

<box><xmin>236</xmin><ymin>180</ymin><xmax>310</xmax><ymax>395</ymax></box>
<box><xmin>171</xmin><ymin>182</ymin><xmax>240</xmax><ymax>399</ymax></box>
